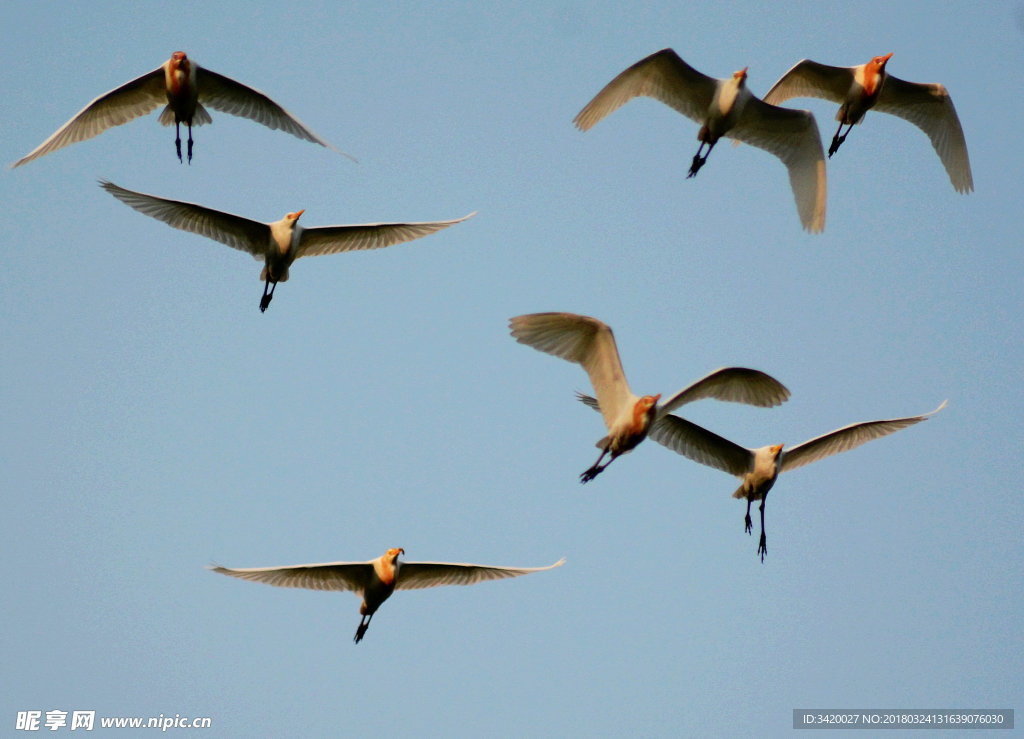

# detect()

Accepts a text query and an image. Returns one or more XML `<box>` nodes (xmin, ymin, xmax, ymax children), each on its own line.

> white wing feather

<box><xmin>12</xmin><ymin>68</ymin><xmax>166</xmax><ymax>167</ymax></box>
<box><xmin>510</xmin><ymin>312</ymin><xmax>635</xmax><ymax>430</ymax></box>
<box><xmin>573</xmin><ymin>48</ymin><xmax>718</xmax><ymax>131</ymax></box>
<box><xmin>780</xmin><ymin>400</ymin><xmax>947</xmax><ymax>473</ymax></box>
<box><xmin>647</xmin><ymin>414</ymin><xmax>755</xmax><ymax>477</ymax></box>
<box><xmin>395</xmin><ymin>558</ymin><xmax>566</xmax><ymax>591</ymax></box>
<box><xmin>196</xmin><ymin>66</ymin><xmax>355</xmax><ymax>161</ymax></box>
<box><xmin>209</xmin><ymin>558</ymin><xmax>564</xmax><ymax>593</ymax></box>
<box><xmin>732</xmin><ymin>99</ymin><xmax>827</xmax><ymax>232</ymax></box>
<box><xmin>875</xmin><ymin>76</ymin><xmax>973</xmax><ymax>193</ymax></box>
<box><xmin>659</xmin><ymin>367</ymin><xmax>791</xmax><ymax>416</ymax></box>
<box><xmin>100</xmin><ymin>180</ymin><xmax>268</xmax><ymax>257</ymax></box>
<box><xmin>208</xmin><ymin>561</ymin><xmax>374</xmax><ymax>592</ymax></box>
<box><xmin>762</xmin><ymin>59</ymin><xmax>855</xmax><ymax>107</ymax></box>
<box><xmin>296</xmin><ymin>213</ymin><xmax>475</xmax><ymax>259</ymax></box>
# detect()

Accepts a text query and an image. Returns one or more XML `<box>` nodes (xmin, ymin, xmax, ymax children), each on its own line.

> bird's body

<box><xmin>14</xmin><ymin>51</ymin><xmax>348</xmax><ymax>166</ymax></box>
<box><xmin>100</xmin><ymin>181</ymin><xmax>474</xmax><ymax>311</ymax></box>
<box><xmin>573</xmin><ymin>48</ymin><xmax>827</xmax><ymax>232</ymax></box>
<box><xmin>763</xmin><ymin>53</ymin><xmax>973</xmax><ymax>192</ymax></box>
<box><xmin>634</xmin><ymin>400</ymin><xmax>948</xmax><ymax>561</ymax></box>
<box><xmin>209</xmin><ymin>548</ymin><xmax>565</xmax><ymax>643</ymax></box>
<box><xmin>509</xmin><ymin>312</ymin><xmax>790</xmax><ymax>483</ymax></box>
<box><xmin>160</xmin><ymin>51</ymin><xmax>204</xmax><ymax>162</ymax></box>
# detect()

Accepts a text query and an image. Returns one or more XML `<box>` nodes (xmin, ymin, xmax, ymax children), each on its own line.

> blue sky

<box><xmin>2</xmin><ymin>1</ymin><xmax>1021</xmax><ymax>736</ymax></box>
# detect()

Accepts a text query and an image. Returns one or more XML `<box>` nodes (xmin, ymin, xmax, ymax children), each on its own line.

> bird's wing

<box><xmin>648</xmin><ymin>414</ymin><xmax>755</xmax><ymax>477</ymax></box>
<box><xmin>395</xmin><ymin>558</ymin><xmax>565</xmax><ymax>591</ymax></box>
<box><xmin>100</xmin><ymin>180</ymin><xmax>269</xmax><ymax>257</ymax></box>
<box><xmin>295</xmin><ymin>213</ymin><xmax>475</xmax><ymax>259</ymax></box>
<box><xmin>732</xmin><ymin>100</ymin><xmax>827</xmax><ymax>232</ymax></box>
<box><xmin>509</xmin><ymin>312</ymin><xmax>635</xmax><ymax>430</ymax></box>
<box><xmin>573</xmin><ymin>48</ymin><xmax>718</xmax><ymax>130</ymax></box>
<box><xmin>659</xmin><ymin>367</ymin><xmax>791</xmax><ymax>416</ymax></box>
<box><xmin>208</xmin><ymin>561</ymin><xmax>374</xmax><ymax>592</ymax></box>
<box><xmin>762</xmin><ymin>59</ymin><xmax>855</xmax><ymax>106</ymax></box>
<box><xmin>12</xmin><ymin>67</ymin><xmax>166</xmax><ymax>167</ymax></box>
<box><xmin>875</xmin><ymin>76</ymin><xmax>973</xmax><ymax>193</ymax></box>
<box><xmin>196</xmin><ymin>66</ymin><xmax>354</xmax><ymax>159</ymax></box>
<box><xmin>780</xmin><ymin>400</ymin><xmax>947</xmax><ymax>473</ymax></box>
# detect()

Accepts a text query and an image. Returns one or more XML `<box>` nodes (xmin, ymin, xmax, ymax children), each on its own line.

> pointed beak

<box><xmin>736</xmin><ymin>67</ymin><xmax>748</xmax><ymax>80</ymax></box>
<box><xmin>294</xmin><ymin>209</ymin><xmax>305</xmax><ymax>220</ymax></box>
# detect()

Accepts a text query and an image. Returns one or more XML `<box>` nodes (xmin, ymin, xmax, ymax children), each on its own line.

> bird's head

<box><xmin>285</xmin><ymin>209</ymin><xmax>305</xmax><ymax>224</ymax></box>
<box><xmin>638</xmin><ymin>394</ymin><xmax>662</xmax><ymax>421</ymax></box>
<box><xmin>640</xmin><ymin>394</ymin><xmax>661</xmax><ymax>410</ymax></box>
<box><xmin>870</xmin><ymin>53</ymin><xmax>893</xmax><ymax>70</ymax></box>
<box><xmin>770</xmin><ymin>443</ymin><xmax>785</xmax><ymax>458</ymax></box>
<box><xmin>169</xmin><ymin>51</ymin><xmax>189</xmax><ymax>71</ymax></box>
<box><xmin>385</xmin><ymin>547</ymin><xmax>405</xmax><ymax>563</ymax></box>
<box><xmin>733</xmin><ymin>67</ymin><xmax>749</xmax><ymax>84</ymax></box>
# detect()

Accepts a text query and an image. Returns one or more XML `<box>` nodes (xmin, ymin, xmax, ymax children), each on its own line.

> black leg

<box><xmin>744</xmin><ymin>498</ymin><xmax>753</xmax><ymax>535</ymax></box>
<box><xmin>687</xmin><ymin>140</ymin><xmax>716</xmax><ymax>178</ymax></box>
<box><xmin>580</xmin><ymin>448</ymin><xmax>610</xmax><ymax>484</ymax></box>
<box><xmin>757</xmin><ymin>495</ymin><xmax>768</xmax><ymax>563</ymax></box>
<box><xmin>187</xmin><ymin>122</ymin><xmax>194</xmax><ymax>164</ymax></box>
<box><xmin>828</xmin><ymin>121</ymin><xmax>851</xmax><ymax>158</ymax></box>
<box><xmin>175</xmin><ymin>121</ymin><xmax>182</xmax><ymax>163</ymax></box>
<box><xmin>354</xmin><ymin>614</ymin><xmax>371</xmax><ymax>644</ymax></box>
<box><xmin>260</xmin><ymin>277</ymin><xmax>276</xmax><ymax>313</ymax></box>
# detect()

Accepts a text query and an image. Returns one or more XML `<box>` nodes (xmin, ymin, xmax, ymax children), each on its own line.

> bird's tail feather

<box><xmin>158</xmin><ymin>104</ymin><xmax>213</xmax><ymax>127</ymax></box>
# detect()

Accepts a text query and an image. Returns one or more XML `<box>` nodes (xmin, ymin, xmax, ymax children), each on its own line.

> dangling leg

<box><xmin>757</xmin><ymin>494</ymin><xmax>768</xmax><ymax>562</ymax></box>
<box><xmin>354</xmin><ymin>613</ymin><xmax>372</xmax><ymax>643</ymax></box>
<box><xmin>175</xmin><ymin>121</ymin><xmax>183</xmax><ymax>163</ymax></box>
<box><xmin>744</xmin><ymin>498</ymin><xmax>753</xmax><ymax>535</ymax></box>
<box><xmin>187</xmin><ymin>121</ymin><xmax>194</xmax><ymax>164</ymax></box>
<box><xmin>688</xmin><ymin>140</ymin><xmax>717</xmax><ymax>178</ymax></box>
<box><xmin>260</xmin><ymin>276</ymin><xmax>277</xmax><ymax>313</ymax></box>
<box><xmin>828</xmin><ymin>121</ymin><xmax>852</xmax><ymax>158</ymax></box>
<box><xmin>580</xmin><ymin>447</ymin><xmax>611</xmax><ymax>484</ymax></box>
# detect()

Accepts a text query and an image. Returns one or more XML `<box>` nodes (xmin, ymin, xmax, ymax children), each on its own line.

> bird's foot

<box><xmin>758</xmin><ymin>533</ymin><xmax>767</xmax><ymax>563</ymax></box>
<box><xmin>687</xmin><ymin>155</ymin><xmax>705</xmax><ymax>178</ymax></box>
<box><xmin>828</xmin><ymin>135</ymin><xmax>845</xmax><ymax>158</ymax></box>
<box><xmin>175</xmin><ymin>137</ymin><xmax>183</xmax><ymax>163</ymax></box>
<box><xmin>744</xmin><ymin>513</ymin><xmax>753</xmax><ymax>535</ymax></box>
<box><xmin>259</xmin><ymin>294</ymin><xmax>273</xmax><ymax>313</ymax></box>
<box><xmin>354</xmin><ymin>624</ymin><xmax>368</xmax><ymax>644</ymax></box>
<box><xmin>187</xmin><ymin>137</ymin><xmax>194</xmax><ymax>164</ymax></box>
<box><xmin>580</xmin><ymin>465</ymin><xmax>602</xmax><ymax>484</ymax></box>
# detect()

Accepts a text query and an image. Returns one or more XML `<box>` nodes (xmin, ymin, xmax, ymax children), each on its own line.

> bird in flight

<box><xmin>100</xmin><ymin>180</ymin><xmax>474</xmax><ymax>312</ymax></box>
<box><xmin>509</xmin><ymin>312</ymin><xmax>790</xmax><ymax>483</ymax></box>
<box><xmin>210</xmin><ymin>548</ymin><xmax>565</xmax><ymax>643</ymax></box>
<box><xmin>763</xmin><ymin>53</ymin><xmax>972</xmax><ymax>192</ymax></box>
<box><xmin>13</xmin><ymin>51</ymin><xmax>350</xmax><ymax>166</ymax></box>
<box><xmin>580</xmin><ymin>398</ymin><xmax>947</xmax><ymax>561</ymax></box>
<box><xmin>573</xmin><ymin>48</ymin><xmax>827</xmax><ymax>232</ymax></box>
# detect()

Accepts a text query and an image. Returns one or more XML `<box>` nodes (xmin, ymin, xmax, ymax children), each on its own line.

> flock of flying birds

<box><xmin>15</xmin><ymin>47</ymin><xmax>960</xmax><ymax>642</ymax></box>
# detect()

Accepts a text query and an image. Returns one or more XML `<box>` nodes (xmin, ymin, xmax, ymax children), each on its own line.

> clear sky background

<box><xmin>2</xmin><ymin>1</ymin><xmax>1021</xmax><ymax>736</ymax></box>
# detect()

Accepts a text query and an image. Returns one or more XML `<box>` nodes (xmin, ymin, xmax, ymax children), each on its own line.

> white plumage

<box><xmin>629</xmin><ymin>399</ymin><xmax>948</xmax><ymax>561</ymax></box>
<box><xmin>509</xmin><ymin>312</ymin><xmax>790</xmax><ymax>482</ymax></box>
<box><xmin>13</xmin><ymin>51</ymin><xmax>349</xmax><ymax>166</ymax></box>
<box><xmin>763</xmin><ymin>53</ymin><xmax>973</xmax><ymax>193</ymax></box>
<box><xmin>100</xmin><ymin>180</ymin><xmax>474</xmax><ymax>312</ymax></box>
<box><xmin>210</xmin><ymin>548</ymin><xmax>565</xmax><ymax>643</ymax></box>
<box><xmin>574</xmin><ymin>48</ymin><xmax>827</xmax><ymax>232</ymax></box>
